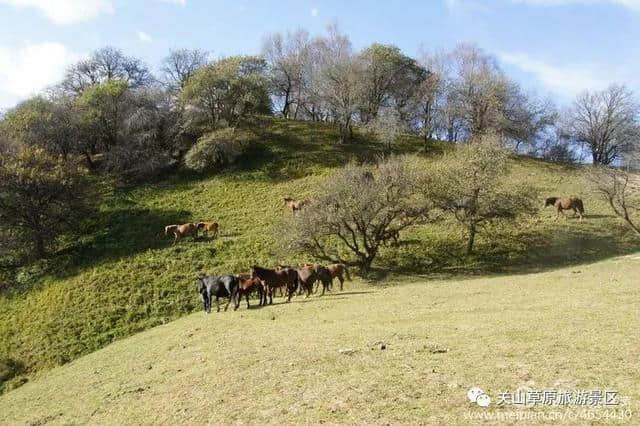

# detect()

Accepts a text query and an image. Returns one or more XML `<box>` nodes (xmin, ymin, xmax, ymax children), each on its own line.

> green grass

<box><xmin>1</xmin><ymin>255</ymin><xmax>638</xmax><ymax>424</ymax></box>
<box><xmin>0</xmin><ymin>118</ymin><xmax>639</xmax><ymax>394</ymax></box>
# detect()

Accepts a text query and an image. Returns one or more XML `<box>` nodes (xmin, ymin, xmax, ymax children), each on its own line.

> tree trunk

<box><xmin>466</xmin><ymin>223</ymin><xmax>476</xmax><ymax>255</ymax></box>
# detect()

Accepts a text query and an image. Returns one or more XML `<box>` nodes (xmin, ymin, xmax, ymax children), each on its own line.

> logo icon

<box><xmin>467</xmin><ymin>387</ymin><xmax>491</xmax><ymax>407</ymax></box>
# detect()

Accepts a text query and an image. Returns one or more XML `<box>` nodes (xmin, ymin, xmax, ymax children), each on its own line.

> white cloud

<box><xmin>0</xmin><ymin>42</ymin><xmax>79</xmax><ymax>108</ymax></box>
<box><xmin>0</xmin><ymin>0</ymin><xmax>114</xmax><ymax>25</ymax></box>
<box><xmin>311</xmin><ymin>8</ymin><xmax>318</xmax><ymax>16</ymax></box>
<box><xmin>499</xmin><ymin>52</ymin><xmax>611</xmax><ymax>98</ymax></box>
<box><xmin>137</xmin><ymin>30</ymin><xmax>153</xmax><ymax>43</ymax></box>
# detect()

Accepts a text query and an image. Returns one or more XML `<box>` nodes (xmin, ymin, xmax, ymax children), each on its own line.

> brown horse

<box><xmin>296</xmin><ymin>265</ymin><xmax>317</xmax><ymax>298</ymax></box>
<box><xmin>197</xmin><ymin>222</ymin><xmax>219</xmax><ymax>238</ymax></box>
<box><xmin>284</xmin><ymin>197</ymin><xmax>308</xmax><ymax>214</ymax></box>
<box><xmin>165</xmin><ymin>223</ymin><xmax>198</xmax><ymax>245</ymax></box>
<box><xmin>251</xmin><ymin>265</ymin><xmax>298</xmax><ymax>305</ymax></box>
<box><xmin>545</xmin><ymin>197</ymin><xmax>585</xmax><ymax>221</ymax></box>
<box><xmin>234</xmin><ymin>274</ymin><xmax>264</xmax><ymax>310</ymax></box>
<box><xmin>326</xmin><ymin>264</ymin><xmax>351</xmax><ymax>291</ymax></box>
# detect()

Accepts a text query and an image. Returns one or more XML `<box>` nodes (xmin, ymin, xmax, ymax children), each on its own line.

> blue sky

<box><xmin>0</xmin><ymin>0</ymin><xmax>638</xmax><ymax>110</ymax></box>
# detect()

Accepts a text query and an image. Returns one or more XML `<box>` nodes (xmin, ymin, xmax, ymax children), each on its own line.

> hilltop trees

<box><xmin>564</xmin><ymin>85</ymin><xmax>640</xmax><ymax>165</ymax></box>
<box><xmin>181</xmin><ymin>56</ymin><xmax>271</xmax><ymax>129</ymax></box>
<box><xmin>160</xmin><ymin>48</ymin><xmax>209</xmax><ymax>91</ymax></box>
<box><xmin>60</xmin><ymin>46</ymin><xmax>154</xmax><ymax>95</ymax></box>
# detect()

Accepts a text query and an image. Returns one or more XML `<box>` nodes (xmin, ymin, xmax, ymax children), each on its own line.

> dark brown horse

<box><xmin>234</xmin><ymin>274</ymin><xmax>264</xmax><ymax>310</ymax></box>
<box><xmin>251</xmin><ymin>265</ymin><xmax>298</xmax><ymax>304</ymax></box>
<box><xmin>545</xmin><ymin>196</ymin><xmax>585</xmax><ymax>221</ymax></box>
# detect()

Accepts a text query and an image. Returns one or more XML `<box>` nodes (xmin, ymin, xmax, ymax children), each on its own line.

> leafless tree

<box><xmin>587</xmin><ymin>165</ymin><xmax>640</xmax><ymax>235</ymax></box>
<box><xmin>61</xmin><ymin>47</ymin><xmax>154</xmax><ymax>95</ymax></box>
<box><xmin>262</xmin><ymin>30</ymin><xmax>311</xmax><ymax>119</ymax></box>
<box><xmin>564</xmin><ymin>85</ymin><xmax>640</xmax><ymax>165</ymax></box>
<box><xmin>160</xmin><ymin>48</ymin><xmax>209</xmax><ymax>91</ymax></box>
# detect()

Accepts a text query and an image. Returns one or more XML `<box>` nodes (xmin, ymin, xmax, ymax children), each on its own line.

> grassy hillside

<box><xmin>0</xmin><ymin>119</ymin><xmax>638</xmax><ymax>392</ymax></box>
<box><xmin>1</xmin><ymin>255</ymin><xmax>638</xmax><ymax>424</ymax></box>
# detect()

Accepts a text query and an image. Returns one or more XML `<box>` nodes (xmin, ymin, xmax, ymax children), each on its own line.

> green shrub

<box><xmin>184</xmin><ymin>128</ymin><xmax>248</xmax><ymax>171</ymax></box>
<box><xmin>0</xmin><ymin>357</ymin><xmax>25</xmax><ymax>392</ymax></box>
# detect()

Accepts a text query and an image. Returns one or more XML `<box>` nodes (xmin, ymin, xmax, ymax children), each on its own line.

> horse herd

<box><xmin>196</xmin><ymin>263</ymin><xmax>351</xmax><ymax>314</ymax></box>
<box><xmin>165</xmin><ymin>195</ymin><xmax>585</xmax><ymax>314</ymax></box>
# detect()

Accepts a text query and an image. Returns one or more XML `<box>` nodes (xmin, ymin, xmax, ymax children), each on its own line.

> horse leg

<box><xmin>338</xmin><ymin>275</ymin><xmax>344</xmax><ymax>291</ymax></box>
<box><xmin>173</xmin><ymin>232</ymin><xmax>179</xmax><ymax>245</ymax></box>
<box><xmin>215</xmin><ymin>296</ymin><xmax>220</xmax><ymax>313</ymax></box>
<box><xmin>246</xmin><ymin>293</ymin><xmax>250</xmax><ymax>309</ymax></box>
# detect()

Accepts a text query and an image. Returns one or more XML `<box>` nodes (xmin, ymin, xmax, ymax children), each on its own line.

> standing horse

<box><xmin>326</xmin><ymin>263</ymin><xmax>351</xmax><ymax>291</ymax></box>
<box><xmin>251</xmin><ymin>266</ymin><xmax>298</xmax><ymax>305</ymax></box>
<box><xmin>234</xmin><ymin>274</ymin><xmax>264</xmax><ymax>310</ymax></box>
<box><xmin>284</xmin><ymin>197</ymin><xmax>308</xmax><ymax>214</ymax></box>
<box><xmin>545</xmin><ymin>197</ymin><xmax>585</xmax><ymax>221</ymax></box>
<box><xmin>197</xmin><ymin>222</ymin><xmax>219</xmax><ymax>238</ymax></box>
<box><xmin>296</xmin><ymin>265</ymin><xmax>317</xmax><ymax>298</ymax></box>
<box><xmin>165</xmin><ymin>223</ymin><xmax>198</xmax><ymax>245</ymax></box>
<box><xmin>196</xmin><ymin>274</ymin><xmax>239</xmax><ymax>313</ymax></box>
<box><xmin>313</xmin><ymin>264</ymin><xmax>333</xmax><ymax>296</ymax></box>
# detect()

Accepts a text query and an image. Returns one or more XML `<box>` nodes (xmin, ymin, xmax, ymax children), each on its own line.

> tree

<box><xmin>76</xmin><ymin>79</ymin><xmax>131</xmax><ymax>158</ymax></box>
<box><xmin>286</xmin><ymin>156</ymin><xmax>432</xmax><ymax>273</ymax></box>
<box><xmin>315</xmin><ymin>25</ymin><xmax>360</xmax><ymax>143</ymax></box>
<box><xmin>160</xmin><ymin>48</ymin><xmax>209</xmax><ymax>91</ymax></box>
<box><xmin>428</xmin><ymin>136</ymin><xmax>538</xmax><ymax>254</ymax></box>
<box><xmin>356</xmin><ymin>43</ymin><xmax>424</xmax><ymax>124</ymax></box>
<box><xmin>587</xmin><ymin>165</ymin><xmax>640</xmax><ymax>235</ymax></box>
<box><xmin>181</xmin><ymin>56</ymin><xmax>271</xmax><ymax>130</ymax></box>
<box><xmin>61</xmin><ymin>47</ymin><xmax>154</xmax><ymax>95</ymax></box>
<box><xmin>262</xmin><ymin>30</ymin><xmax>310</xmax><ymax>119</ymax></box>
<box><xmin>1</xmin><ymin>96</ymin><xmax>81</xmax><ymax>157</ymax></box>
<box><xmin>564</xmin><ymin>85</ymin><xmax>640</xmax><ymax>165</ymax></box>
<box><xmin>0</xmin><ymin>148</ymin><xmax>92</xmax><ymax>258</ymax></box>
<box><xmin>365</xmin><ymin>108</ymin><xmax>404</xmax><ymax>150</ymax></box>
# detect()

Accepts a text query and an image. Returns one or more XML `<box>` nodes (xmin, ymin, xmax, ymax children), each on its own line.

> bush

<box><xmin>184</xmin><ymin>128</ymin><xmax>249</xmax><ymax>171</ymax></box>
<box><xmin>0</xmin><ymin>356</ymin><xmax>25</xmax><ymax>392</ymax></box>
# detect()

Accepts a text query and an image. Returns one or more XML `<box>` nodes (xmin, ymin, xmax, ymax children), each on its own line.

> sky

<box><xmin>0</xmin><ymin>0</ymin><xmax>638</xmax><ymax>110</ymax></box>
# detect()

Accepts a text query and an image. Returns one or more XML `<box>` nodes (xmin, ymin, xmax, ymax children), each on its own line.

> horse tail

<box><xmin>342</xmin><ymin>264</ymin><xmax>351</xmax><ymax>281</ymax></box>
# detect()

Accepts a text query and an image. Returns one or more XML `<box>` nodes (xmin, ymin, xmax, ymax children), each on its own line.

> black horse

<box><xmin>196</xmin><ymin>274</ymin><xmax>239</xmax><ymax>313</ymax></box>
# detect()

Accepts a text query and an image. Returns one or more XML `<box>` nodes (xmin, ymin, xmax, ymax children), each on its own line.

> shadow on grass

<box><xmin>373</xmin><ymin>221</ymin><xmax>640</xmax><ymax>284</ymax></box>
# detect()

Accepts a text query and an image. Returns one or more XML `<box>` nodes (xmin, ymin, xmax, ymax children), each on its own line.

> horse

<box><xmin>251</xmin><ymin>265</ymin><xmax>298</xmax><ymax>305</ymax></box>
<box><xmin>296</xmin><ymin>265</ymin><xmax>317</xmax><ymax>298</ymax></box>
<box><xmin>544</xmin><ymin>196</ymin><xmax>585</xmax><ymax>221</ymax></box>
<box><xmin>196</xmin><ymin>274</ymin><xmax>239</xmax><ymax>313</ymax></box>
<box><xmin>313</xmin><ymin>264</ymin><xmax>333</xmax><ymax>296</ymax></box>
<box><xmin>165</xmin><ymin>223</ymin><xmax>198</xmax><ymax>245</ymax></box>
<box><xmin>284</xmin><ymin>197</ymin><xmax>308</xmax><ymax>214</ymax></box>
<box><xmin>197</xmin><ymin>222</ymin><xmax>219</xmax><ymax>238</ymax></box>
<box><xmin>234</xmin><ymin>274</ymin><xmax>264</xmax><ymax>310</ymax></box>
<box><xmin>326</xmin><ymin>263</ymin><xmax>351</xmax><ymax>291</ymax></box>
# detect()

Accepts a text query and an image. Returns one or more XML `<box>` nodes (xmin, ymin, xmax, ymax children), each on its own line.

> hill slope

<box><xmin>1</xmin><ymin>119</ymin><xmax>639</xmax><ymax>391</ymax></box>
<box><xmin>1</xmin><ymin>255</ymin><xmax>638</xmax><ymax>424</ymax></box>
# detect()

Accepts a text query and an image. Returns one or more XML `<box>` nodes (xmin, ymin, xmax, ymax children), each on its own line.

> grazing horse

<box><xmin>165</xmin><ymin>223</ymin><xmax>198</xmax><ymax>245</ymax></box>
<box><xmin>251</xmin><ymin>265</ymin><xmax>298</xmax><ymax>305</ymax></box>
<box><xmin>234</xmin><ymin>274</ymin><xmax>264</xmax><ymax>310</ymax></box>
<box><xmin>326</xmin><ymin>263</ymin><xmax>351</xmax><ymax>291</ymax></box>
<box><xmin>197</xmin><ymin>222</ymin><xmax>219</xmax><ymax>238</ymax></box>
<box><xmin>283</xmin><ymin>197</ymin><xmax>308</xmax><ymax>214</ymax></box>
<box><xmin>296</xmin><ymin>265</ymin><xmax>317</xmax><ymax>298</ymax></box>
<box><xmin>545</xmin><ymin>196</ymin><xmax>585</xmax><ymax>221</ymax></box>
<box><xmin>196</xmin><ymin>274</ymin><xmax>239</xmax><ymax>313</ymax></box>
